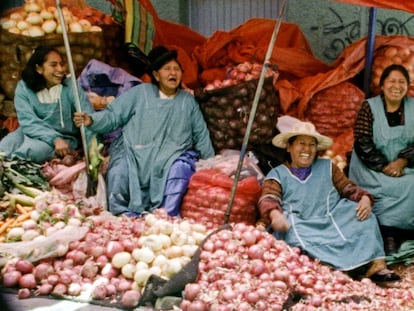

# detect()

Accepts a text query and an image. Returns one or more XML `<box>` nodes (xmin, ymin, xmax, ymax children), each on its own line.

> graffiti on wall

<box><xmin>312</xmin><ymin>7</ymin><xmax>414</xmax><ymax>61</ymax></box>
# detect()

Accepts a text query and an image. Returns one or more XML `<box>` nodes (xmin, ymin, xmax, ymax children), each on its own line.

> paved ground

<box><xmin>1</xmin><ymin>292</ymin><xmax>125</xmax><ymax>311</ymax></box>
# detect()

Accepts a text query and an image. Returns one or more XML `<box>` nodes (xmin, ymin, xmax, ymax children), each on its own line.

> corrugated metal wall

<box><xmin>188</xmin><ymin>0</ymin><xmax>286</xmax><ymax>36</ymax></box>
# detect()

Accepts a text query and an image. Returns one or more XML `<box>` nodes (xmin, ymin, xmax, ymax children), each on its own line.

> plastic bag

<box><xmin>0</xmin><ymin>225</ymin><xmax>88</xmax><ymax>264</ymax></box>
<box><xmin>195</xmin><ymin>149</ymin><xmax>264</xmax><ymax>183</ymax></box>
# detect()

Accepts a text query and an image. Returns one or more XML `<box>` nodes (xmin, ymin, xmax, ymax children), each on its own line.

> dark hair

<box><xmin>147</xmin><ymin>45</ymin><xmax>182</xmax><ymax>85</ymax></box>
<box><xmin>379</xmin><ymin>64</ymin><xmax>410</xmax><ymax>87</ymax></box>
<box><xmin>21</xmin><ymin>46</ymin><xmax>65</xmax><ymax>92</ymax></box>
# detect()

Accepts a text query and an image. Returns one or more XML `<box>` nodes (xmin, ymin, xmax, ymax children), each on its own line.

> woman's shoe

<box><xmin>385</xmin><ymin>236</ymin><xmax>398</xmax><ymax>255</ymax></box>
<box><xmin>370</xmin><ymin>269</ymin><xmax>401</xmax><ymax>283</ymax></box>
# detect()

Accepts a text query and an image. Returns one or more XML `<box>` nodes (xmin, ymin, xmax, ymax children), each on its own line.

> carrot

<box><xmin>12</xmin><ymin>213</ymin><xmax>31</xmax><ymax>226</ymax></box>
<box><xmin>0</xmin><ymin>218</ymin><xmax>14</xmax><ymax>235</ymax></box>
<box><xmin>16</xmin><ymin>203</ymin><xmax>28</xmax><ymax>215</ymax></box>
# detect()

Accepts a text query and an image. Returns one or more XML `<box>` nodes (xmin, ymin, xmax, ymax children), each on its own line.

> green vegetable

<box><xmin>0</xmin><ymin>153</ymin><xmax>49</xmax><ymax>197</ymax></box>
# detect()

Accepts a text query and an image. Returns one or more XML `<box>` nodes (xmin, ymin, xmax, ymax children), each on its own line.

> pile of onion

<box><xmin>1</xmin><ymin>209</ymin><xmax>208</xmax><ymax>309</ymax></box>
<box><xmin>181</xmin><ymin>223</ymin><xmax>414</xmax><ymax>311</ymax></box>
<box><xmin>204</xmin><ymin>61</ymin><xmax>276</xmax><ymax>92</ymax></box>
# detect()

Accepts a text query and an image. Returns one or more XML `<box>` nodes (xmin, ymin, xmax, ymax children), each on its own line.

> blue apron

<box><xmin>267</xmin><ymin>159</ymin><xmax>385</xmax><ymax>271</ymax></box>
<box><xmin>349</xmin><ymin>96</ymin><xmax>414</xmax><ymax>230</ymax></box>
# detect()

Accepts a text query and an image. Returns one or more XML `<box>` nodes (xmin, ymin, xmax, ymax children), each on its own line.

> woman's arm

<box><xmin>353</xmin><ymin>101</ymin><xmax>388</xmax><ymax>171</ymax></box>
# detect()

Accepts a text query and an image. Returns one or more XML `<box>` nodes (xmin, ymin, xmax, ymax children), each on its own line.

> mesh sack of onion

<box><xmin>180</xmin><ymin>168</ymin><xmax>261</xmax><ymax>228</ymax></box>
<box><xmin>196</xmin><ymin>76</ymin><xmax>279</xmax><ymax>154</ymax></box>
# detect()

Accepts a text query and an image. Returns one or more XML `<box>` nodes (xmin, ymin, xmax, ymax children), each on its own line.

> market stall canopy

<box><xmin>335</xmin><ymin>0</ymin><xmax>414</xmax><ymax>13</ymax></box>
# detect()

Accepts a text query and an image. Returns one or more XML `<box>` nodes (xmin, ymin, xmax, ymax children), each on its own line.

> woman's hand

<box><xmin>54</xmin><ymin>138</ymin><xmax>71</xmax><ymax>158</ymax></box>
<box><xmin>269</xmin><ymin>209</ymin><xmax>290</xmax><ymax>232</ymax></box>
<box><xmin>356</xmin><ymin>195</ymin><xmax>372</xmax><ymax>221</ymax></box>
<box><xmin>383</xmin><ymin>158</ymin><xmax>407</xmax><ymax>177</ymax></box>
<box><xmin>73</xmin><ymin>112</ymin><xmax>92</xmax><ymax>127</ymax></box>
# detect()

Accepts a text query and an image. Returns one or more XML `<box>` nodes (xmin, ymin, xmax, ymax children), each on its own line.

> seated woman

<box><xmin>0</xmin><ymin>46</ymin><xmax>94</xmax><ymax>163</ymax></box>
<box><xmin>349</xmin><ymin>64</ymin><xmax>414</xmax><ymax>255</ymax></box>
<box><xmin>257</xmin><ymin>116</ymin><xmax>400</xmax><ymax>283</ymax></box>
<box><xmin>73</xmin><ymin>46</ymin><xmax>214</xmax><ymax>217</ymax></box>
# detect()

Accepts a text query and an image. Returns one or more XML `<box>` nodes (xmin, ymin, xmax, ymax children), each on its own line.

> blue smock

<box><xmin>88</xmin><ymin>83</ymin><xmax>214</xmax><ymax>215</ymax></box>
<box><xmin>349</xmin><ymin>96</ymin><xmax>414</xmax><ymax>230</ymax></box>
<box><xmin>267</xmin><ymin>158</ymin><xmax>385</xmax><ymax>271</ymax></box>
<box><xmin>0</xmin><ymin>78</ymin><xmax>94</xmax><ymax>163</ymax></box>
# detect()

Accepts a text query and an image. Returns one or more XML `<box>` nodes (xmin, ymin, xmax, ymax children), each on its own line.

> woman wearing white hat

<box><xmin>257</xmin><ymin>116</ymin><xmax>399</xmax><ymax>283</ymax></box>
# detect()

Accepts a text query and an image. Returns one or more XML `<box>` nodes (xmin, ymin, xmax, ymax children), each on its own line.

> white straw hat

<box><xmin>272</xmin><ymin>116</ymin><xmax>333</xmax><ymax>151</ymax></box>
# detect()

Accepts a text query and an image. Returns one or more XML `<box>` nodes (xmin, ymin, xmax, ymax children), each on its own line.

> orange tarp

<box><xmin>335</xmin><ymin>0</ymin><xmax>414</xmax><ymax>13</ymax></box>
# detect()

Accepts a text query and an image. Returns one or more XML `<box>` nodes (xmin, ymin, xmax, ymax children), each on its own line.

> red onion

<box><xmin>105</xmin><ymin>241</ymin><xmax>124</xmax><ymax>258</ymax></box>
<box><xmin>2</xmin><ymin>270</ymin><xmax>22</xmax><ymax>287</ymax></box>
<box><xmin>91</xmin><ymin>284</ymin><xmax>107</xmax><ymax>300</ymax></box>
<box><xmin>51</xmin><ymin>283</ymin><xmax>67</xmax><ymax>297</ymax></box>
<box><xmin>15</xmin><ymin>259</ymin><xmax>34</xmax><ymax>274</ymax></box>
<box><xmin>18</xmin><ymin>288</ymin><xmax>31</xmax><ymax>299</ymax></box>
<box><xmin>121</xmin><ymin>289</ymin><xmax>141</xmax><ymax>308</ymax></box>
<box><xmin>19</xmin><ymin>273</ymin><xmax>37</xmax><ymax>289</ymax></box>
<box><xmin>35</xmin><ymin>283</ymin><xmax>53</xmax><ymax>296</ymax></box>
<box><xmin>33</xmin><ymin>262</ymin><xmax>54</xmax><ymax>281</ymax></box>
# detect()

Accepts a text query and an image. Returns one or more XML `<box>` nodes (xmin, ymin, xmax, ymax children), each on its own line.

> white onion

<box><xmin>121</xmin><ymin>263</ymin><xmax>136</xmax><ymax>279</ymax></box>
<box><xmin>25</xmin><ymin>12</ymin><xmax>43</xmax><ymax>25</ymax></box>
<box><xmin>112</xmin><ymin>252</ymin><xmax>132</xmax><ymax>269</ymax></box>
<box><xmin>132</xmin><ymin>247</ymin><xmax>155</xmax><ymax>264</ymax></box>
<box><xmin>163</xmin><ymin>258</ymin><xmax>183</xmax><ymax>279</ymax></box>
<box><xmin>69</xmin><ymin>22</ymin><xmax>82</xmax><ymax>33</ymax></box>
<box><xmin>133</xmin><ymin>268</ymin><xmax>151</xmax><ymax>286</ymax></box>
<box><xmin>10</xmin><ymin>12</ymin><xmax>24</xmax><ymax>21</ymax></box>
<box><xmin>8</xmin><ymin>27</ymin><xmax>21</xmax><ymax>34</ymax></box>
<box><xmin>27</xmin><ymin>25</ymin><xmax>44</xmax><ymax>37</ymax></box>
<box><xmin>22</xmin><ymin>229</ymin><xmax>40</xmax><ymax>241</ymax></box>
<box><xmin>42</xmin><ymin>19</ymin><xmax>57</xmax><ymax>34</ymax></box>
<box><xmin>24</xmin><ymin>2</ymin><xmax>42</xmax><ymax>13</ymax></box>
<box><xmin>139</xmin><ymin>235</ymin><xmax>163</xmax><ymax>252</ymax></box>
<box><xmin>7</xmin><ymin>227</ymin><xmax>25</xmax><ymax>241</ymax></box>
<box><xmin>39</xmin><ymin>9</ymin><xmax>54</xmax><ymax>20</ymax></box>
<box><xmin>1</xmin><ymin>19</ymin><xmax>17</xmax><ymax>30</ymax></box>
<box><xmin>89</xmin><ymin>25</ymin><xmax>102</xmax><ymax>32</ymax></box>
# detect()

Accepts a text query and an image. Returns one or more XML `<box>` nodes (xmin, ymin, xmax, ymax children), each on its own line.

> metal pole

<box><xmin>363</xmin><ymin>7</ymin><xmax>377</xmax><ymax>97</ymax></box>
<box><xmin>224</xmin><ymin>0</ymin><xmax>287</xmax><ymax>224</ymax></box>
<box><xmin>55</xmin><ymin>0</ymin><xmax>94</xmax><ymax>196</ymax></box>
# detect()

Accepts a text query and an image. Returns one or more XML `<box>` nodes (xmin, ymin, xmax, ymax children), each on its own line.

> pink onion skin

<box><xmin>121</xmin><ymin>290</ymin><xmax>141</xmax><ymax>308</ymax></box>
<box><xmin>15</xmin><ymin>259</ymin><xmax>34</xmax><ymax>274</ymax></box>
<box><xmin>19</xmin><ymin>273</ymin><xmax>37</xmax><ymax>289</ymax></box>
<box><xmin>2</xmin><ymin>270</ymin><xmax>22</xmax><ymax>287</ymax></box>
<box><xmin>18</xmin><ymin>288</ymin><xmax>31</xmax><ymax>299</ymax></box>
<box><xmin>35</xmin><ymin>283</ymin><xmax>53</xmax><ymax>296</ymax></box>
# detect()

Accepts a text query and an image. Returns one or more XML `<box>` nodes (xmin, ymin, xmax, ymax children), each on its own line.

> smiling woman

<box><xmin>0</xmin><ymin>46</ymin><xmax>94</xmax><ymax>163</ymax></box>
<box><xmin>349</xmin><ymin>64</ymin><xmax>414</xmax><ymax>255</ymax></box>
<box><xmin>257</xmin><ymin>116</ymin><xmax>400</xmax><ymax>283</ymax></box>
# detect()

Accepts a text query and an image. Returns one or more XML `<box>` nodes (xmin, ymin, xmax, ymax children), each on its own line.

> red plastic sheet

<box><xmin>334</xmin><ymin>0</ymin><xmax>414</xmax><ymax>13</ymax></box>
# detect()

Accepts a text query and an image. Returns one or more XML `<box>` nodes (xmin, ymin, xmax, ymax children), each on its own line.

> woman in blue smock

<box><xmin>257</xmin><ymin>116</ymin><xmax>400</xmax><ymax>283</ymax></box>
<box><xmin>0</xmin><ymin>46</ymin><xmax>94</xmax><ymax>163</ymax></box>
<box><xmin>349</xmin><ymin>64</ymin><xmax>414</xmax><ymax>255</ymax></box>
<box><xmin>74</xmin><ymin>46</ymin><xmax>214</xmax><ymax>217</ymax></box>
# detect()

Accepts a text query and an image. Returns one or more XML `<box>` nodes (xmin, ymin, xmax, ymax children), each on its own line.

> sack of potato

<box><xmin>0</xmin><ymin>0</ymin><xmax>110</xmax><ymax>99</ymax></box>
<box><xmin>196</xmin><ymin>71</ymin><xmax>279</xmax><ymax>153</ymax></box>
